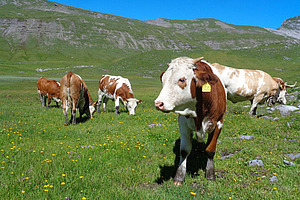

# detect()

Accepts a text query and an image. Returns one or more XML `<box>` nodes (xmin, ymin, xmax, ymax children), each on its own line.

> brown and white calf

<box><xmin>155</xmin><ymin>57</ymin><xmax>226</xmax><ymax>185</ymax></box>
<box><xmin>60</xmin><ymin>72</ymin><xmax>97</xmax><ymax>125</ymax></box>
<box><xmin>98</xmin><ymin>75</ymin><xmax>141</xmax><ymax>115</ymax></box>
<box><xmin>37</xmin><ymin>77</ymin><xmax>61</xmax><ymax>108</ymax></box>
<box><xmin>211</xmin><ymin>63</ymin><xmax>296</xmax><ymax>115</ymax></box>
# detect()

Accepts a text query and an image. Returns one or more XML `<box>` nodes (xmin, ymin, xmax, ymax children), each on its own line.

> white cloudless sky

<box><xmin>49</xmin><ymin>0</ymin><xmax>300</xmax><ymax>29</ymax></box>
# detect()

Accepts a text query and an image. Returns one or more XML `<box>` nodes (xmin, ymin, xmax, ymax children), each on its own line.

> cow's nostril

<box><xmin>155</xmin><ymin>102</ymin><xmax>164</xmax><ymax>109</ymax></box>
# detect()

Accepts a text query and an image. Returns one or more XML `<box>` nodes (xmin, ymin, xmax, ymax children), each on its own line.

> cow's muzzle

<box><xmin>155</xmin><ymin>101</ymin><xmax>164</xmax><ymax>110</ymax></box>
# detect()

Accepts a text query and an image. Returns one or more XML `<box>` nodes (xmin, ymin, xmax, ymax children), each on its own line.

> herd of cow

<box><xmin>37</xmin><ymin>57</ymin><xmax>296</xmax><ymax>185</ymax></box>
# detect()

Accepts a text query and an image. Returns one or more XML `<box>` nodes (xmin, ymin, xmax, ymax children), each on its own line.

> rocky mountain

<box><xmin>267</xmin><ymin>15</ymin><xmax>300</xmax><ymax>40</ymax></box>
<box><xmin>0</xmin><ymin>0</ymin><xmax>299</xmax><ymax>62</ymax></box>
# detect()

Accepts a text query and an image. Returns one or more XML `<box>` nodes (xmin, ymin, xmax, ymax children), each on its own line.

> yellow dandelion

<box><xmin>82</xmin><ymin>197</ymin><xmax>87</xmax><ymax>200</ymax></box>
<box><xmin>62</xmin><ymin>173</ymin><xmax>66</xmax><ymax>177</ymax></box>
<box><xmin>190</xmin><ymin>192</ymin><xmax>196</xmax><ymax>196</ymax></box>
<box><xmin>61</xmin><ymin>182</ymin><xmax>66</xmax><ymax>185</ymax></box>
<box><xmin>79</xmin><ymin>176</ymin><xmax>83</xmax><ymax>179</ymax></box>
<box><xmin>22</xmin><ymin>190</ymin><xmax>25</xmax><ymax>194</ymax></box>
<box><xmin>89</xmin><ymin>158</ymin><xmax>92</xmax><ymax>161</ymax></box>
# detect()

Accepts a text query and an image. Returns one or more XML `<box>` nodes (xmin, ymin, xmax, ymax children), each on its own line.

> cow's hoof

<box><xmin>173</xmin><ymin>180</ymin><xmax>183</xmax><ymax>186</ymax></box>
<box><xmin>205</xmin><ymin>174</ymin><xmax>216</xmax><ymax>181</ymax></box>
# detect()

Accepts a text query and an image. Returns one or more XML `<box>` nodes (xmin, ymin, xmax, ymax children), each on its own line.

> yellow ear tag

<box><xmin>280</xmin><ymin>84</ymin><xmax>283</xmax><ymax>89</ymax></box>
<box><xmin>202</xmin><ymin>82</ymin><xmax>211</xmax><ymax>92</ymax></box>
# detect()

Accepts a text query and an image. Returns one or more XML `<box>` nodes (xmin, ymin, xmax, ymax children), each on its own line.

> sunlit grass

<box><xmin>0</xmin><ymin>77</ymin><xmax>299</xmax><ymax>199</ymax></box>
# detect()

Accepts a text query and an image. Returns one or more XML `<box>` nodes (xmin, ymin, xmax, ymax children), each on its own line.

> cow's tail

<box><xmin>66</xmin><ymin>72</ymin><xmax>73</xmax><ymax>98</ymax></box>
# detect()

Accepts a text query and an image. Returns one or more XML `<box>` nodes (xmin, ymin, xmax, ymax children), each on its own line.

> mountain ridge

<box><xmin>0</xmin><ymin>0</ymin><xmax>299</xmax><ymax>62</ymax></box>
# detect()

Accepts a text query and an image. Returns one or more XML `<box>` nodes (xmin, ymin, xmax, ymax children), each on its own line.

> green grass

<box><xmin>0</xmin><ymin>66</ymin><xmax>299</xmax><ymax>199</ymax></box>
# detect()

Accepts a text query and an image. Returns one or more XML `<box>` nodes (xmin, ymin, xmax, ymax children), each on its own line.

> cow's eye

<box><xmin>179</xmin><ymin>78</ymin><xmax>185</xmax><ymax>83</ymax></box>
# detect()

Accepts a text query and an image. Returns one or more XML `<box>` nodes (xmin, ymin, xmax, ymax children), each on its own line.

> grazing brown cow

<box><xmin>98</xmin><ymin>75</ymin><xmax>141</xmax><ymax>115</ymax></box>
<box><xmin>155</xmin><ymin>57</ymin><xmax>226</xmax><ymax>185</ymax></box>
<box><xmin>60</xmin><ymin>72</ymin><xmax>97</xmax><ymax>125</ymax></box>
<box><xmin>37</xmin><ymin>78</ymin><xmax>61</xmax><ymax>108</ymax></box>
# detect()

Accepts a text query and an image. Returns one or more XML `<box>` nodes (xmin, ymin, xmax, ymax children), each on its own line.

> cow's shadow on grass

<box><xmin>69</xmin><ymin>116</ymin><xmax>90</xmax><ymax>124</ymax></box>
<box><xmin>155</xmin><ymin>139</ymin><xmax>208</xmax><ymax>184</ymax></box>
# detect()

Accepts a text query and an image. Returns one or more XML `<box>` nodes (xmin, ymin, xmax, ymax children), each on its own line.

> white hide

<box><xmin>98</xmin><ymin>75</ymin><xmax>138</xmax><ymax>115</ymax></box>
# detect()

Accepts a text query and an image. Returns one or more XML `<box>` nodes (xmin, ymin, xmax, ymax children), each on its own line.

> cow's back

<box><xmin>37</xmin><ymin>78</ymin><xmax>60</xmax><ymax>95</ymax></box>
<box><xmin>211</xmin><ymin>63</ymin><xmax>276</xmax><ymax>102</ymax></box>
<box><xmin>61</xmin><ymin>72</ymin><xmax>83</xmax><ymax>101</ymax></box>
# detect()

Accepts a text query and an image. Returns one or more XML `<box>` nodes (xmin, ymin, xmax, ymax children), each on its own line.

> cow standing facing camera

<box><xmin>155</xmin><ymin>57</ymin><xmax>226</xmax><ymax>185</ymax></box>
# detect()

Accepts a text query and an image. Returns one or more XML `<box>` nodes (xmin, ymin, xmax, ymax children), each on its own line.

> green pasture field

<box><xmin>0</xmin><ymin>49</ymin><xmax>299</xmax><ymax>199</ymax></box>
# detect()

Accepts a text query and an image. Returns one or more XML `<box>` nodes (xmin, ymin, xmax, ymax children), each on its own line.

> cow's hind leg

<box><xmin>62</xmin><ymin>99</ymin><xmax>69</xmax><ymax>125</ymax></box>
<box><xmin>71</xmin><ymin>101</ymin><xmax>77</xmax><ymax>124</ymax></box>
<box><xmin>205</xmin><ymin>121</ymin><xmax>223</xmax><ymax>180</ymax></box>
<box><xmin>114</xmin><ymin>97</ymin><xmax>121</xmax><ymax>114</ymax></box>
<box><xmin>174</xmin><ymin>116</ymin><xmax>193</xmax><ymax>185</ymax></box>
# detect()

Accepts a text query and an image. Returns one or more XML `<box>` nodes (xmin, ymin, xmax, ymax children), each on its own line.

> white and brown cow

<box><xmin>37</xmin><ymin>77</ymin><xmax>61</xmax><ymax>108</ymax></box>
<box><xmin>211</xmin><ymin>63</ymin><xmax>296</xmax><ymax>115</ymax></box>
<box><xmin>60</xmin><ymin>72</ymin><xmax>97</xmax><ymax>125</ymax></box>
<box><xmin>155</xmin><ymin>57</ymin><xmax>226</xmax><ymax>185</ymax></box>
<box><xmin>98</xmin><ymin>75</ymin><xmax>141</xmax><ymax>115</ymax></box>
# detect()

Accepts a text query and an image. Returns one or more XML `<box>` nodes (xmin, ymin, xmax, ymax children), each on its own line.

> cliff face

<box><xmin>266</xmin><ymin>15</ymin><xmax>300</xmax><ymax>40</ymax></box>
<box><xmin>0</xmin><ymin>0</ymin><xmax>299</xmax><ymax>61</ymax></box>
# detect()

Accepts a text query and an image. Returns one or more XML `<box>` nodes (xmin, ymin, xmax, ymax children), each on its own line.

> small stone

<box><xmin>283</xmin><ymin>160</ymin><xmax>295</xmax><ymax>166</ymax></box>
<box><xmin>270</xmin><ymin>176</ymin><xmax>278</xmax><ymax>183</ymax></box>
<box><xmin>248</xmin><ymin>159</ymin><xmax>264</xmax><ymax>167</ymax></box>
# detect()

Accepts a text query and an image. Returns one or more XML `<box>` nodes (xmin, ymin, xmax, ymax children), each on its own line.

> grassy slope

<box><xmin>0</xmin><ymin>76</ymin><xmax>299</xmax><ymax>199</ymax></box>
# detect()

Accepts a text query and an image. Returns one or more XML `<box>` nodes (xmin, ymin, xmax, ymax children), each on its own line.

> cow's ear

<box><xmin>195</xmin><ymin>72</ymin><xmax>218</xmax><ymax>87</ymax></box>
<box><xmin>160</xmin><ymin>71</ymin><xmax>165</xmax><ymax>83</ymax></box>
<box><xmin>137</xmin><ymin>99</ymin><xmax>142</xmax><ymax>104</ymax></box>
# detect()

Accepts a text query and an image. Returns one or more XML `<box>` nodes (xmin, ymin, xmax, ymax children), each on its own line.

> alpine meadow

<box><xmin>0</xmin><ymin>0</ymin><xmax>299</xmax><ymax>199</ymax></box>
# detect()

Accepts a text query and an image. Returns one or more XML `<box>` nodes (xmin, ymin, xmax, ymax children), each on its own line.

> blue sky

<box><xmin>50</xmin><ymin>0</ymin><xmax>300</xmax><ymax>29</ymax></box>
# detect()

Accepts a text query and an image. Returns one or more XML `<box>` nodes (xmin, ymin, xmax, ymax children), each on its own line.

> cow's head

<box><xmin>268</xmin><ymin>78</ymin><xmax>297</xmax><ymax>106</ymax></box>
<box><xmin>89</xmin><ymin>101</ymin><xmax>98</xmax><ymax>118</ymax></box>
<box><xmin>155</xmin><ymin>57</ymin><xmax>199</xmax><ymax>117</ymax></box>
<box><xmin>124</xmin><ymin>98</ymin><xmax>142</xmax><ymax>115</ymax></box>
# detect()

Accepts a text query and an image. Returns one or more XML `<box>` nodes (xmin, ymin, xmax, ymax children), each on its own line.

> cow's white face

<box><xmin>277</xmin><ymin>88</ymin><xmax>287</xmax><ymax>104</ymax></box>
<box><xmin>154</xmin><ymin>57</ymin><xmax>197</xmax><ymax>117</ymax></box>
<box><xmin>126</xmin><ymin>98</ymin><xmax>140</xmax><ymax>115</ymax></box>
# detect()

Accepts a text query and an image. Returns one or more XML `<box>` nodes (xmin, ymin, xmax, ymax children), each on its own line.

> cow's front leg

<box><xmin>249</xmin><ymin>99</ymin><xmax>258</xmax><ymax>116</ymax></box>
<box><xmin>43</xmin><ymin>95</ymin><xmax>47</xmax><ymax>107</ymax></box>
<box><xmin>103</xmin><ymin>97</ymin><xmax>109</xmax><ymax>112</ymax></box>
<box><xmin>114</xmin><ymin>97</ymin><xmax>120</xmax><ymax>114</ymax></box>
<box><xmin>205</xmin><ymin>122</ymin><xmax>222</xmax><ymax>180</ymax></box>
<box><xmin>174</xmin><ymin>116</ymin><xmax>193</xmax><ymax>185</ymax></box>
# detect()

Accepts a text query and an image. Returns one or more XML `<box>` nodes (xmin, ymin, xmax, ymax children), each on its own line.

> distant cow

<box><xmin>60</xmin><ymin>72</ymin><xmax>97</xmax><ymax>125</ymax></box>
<box><xmin>37</xmin><ymin>78</ymin><xmax>61</xmax><ymax>108</ymax></box>
<box><xmin>155</xmin><ymin>57</ymin><xmax>226</xmax><ymax>185</ymax></box>
<box><xmin>98</xmin><ymin>75</ymin><xmax>141</xmax><ymax>115</ymax></box>
<box><xmin>211</xmin><ymin>63</ymin><xmax>296</xmax><ymax>115</ymax></box>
